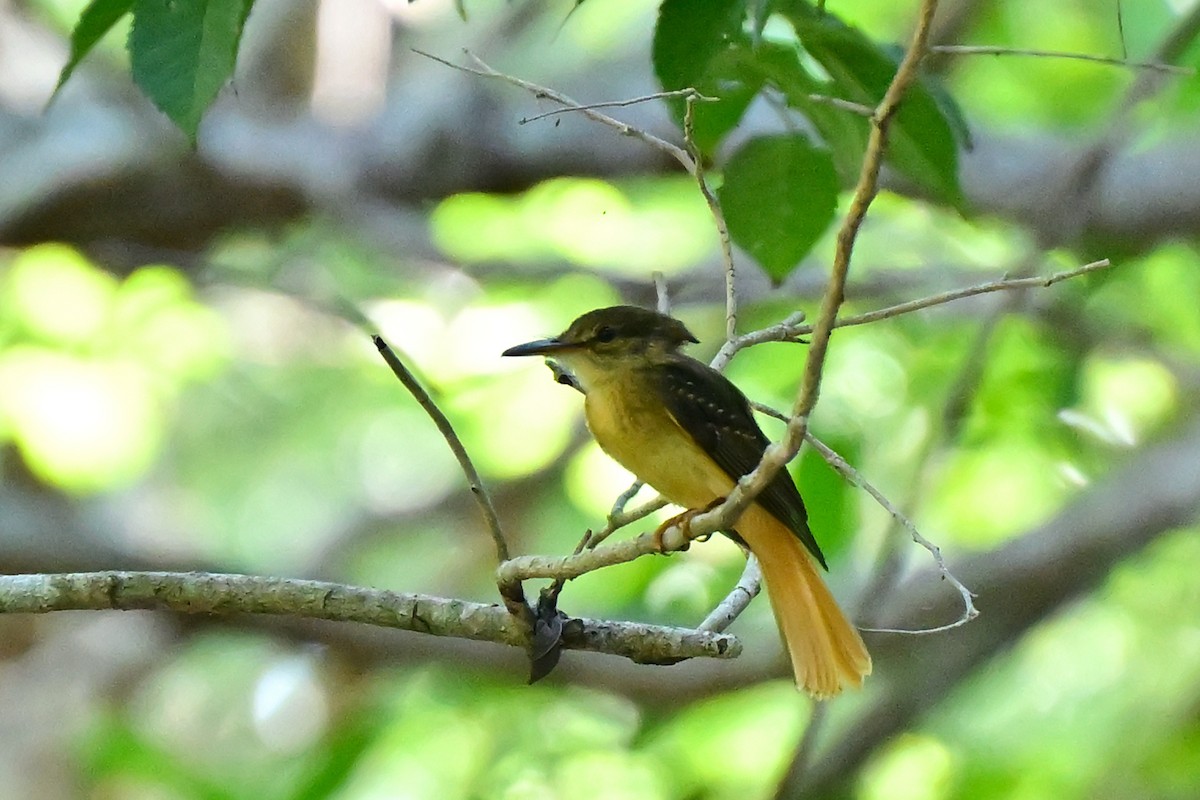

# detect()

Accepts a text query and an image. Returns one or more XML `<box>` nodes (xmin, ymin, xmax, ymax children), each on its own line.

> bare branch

<box><xmin>698</xmin><ymin>556</ymin><xmax>762</xmax><ymax>633</ymax></box>
<box><xmin>684</xmin><ymin>0</ymin><xmax>945</xmax><ymax>543</ymax></box>
<box><xmin>817</xmin><ymin>259</ymin><xmax>1111</xmax><ymax>333</ymax></box>
<box><xmin>930</xmin><ymin>44</ymin><xmax>1195</xmax><ymax>75</ymax></box>
<box><xmin>0</xmin><ymin>571</ymin><xmax>740</xmax><ymax>663</ymax></box>
<box><xmin>711</xmin><ymin>310</ymin><xmax>807</xmax><ymax>372</ymax></box>
<box><xmin>499</xmin><ymin>522</ymin><xmax>702</xmax><ymax>584</ymax></box>
<box><xmin>518</xmin><ymin>89</ymin><xmax>717</xmax><ymax>125</ymax></box>
<box><xmin>372</xmin><ymin>336</ymin><xmax>526</xmax><ymax>616</ymax></box>
<box><xmin>413</xmin><ymin>49</ymin><xmax>696</xmax><ymax>171</ymax></box>
<box><xmin>683</xmin><ymin>94</ymin><xmax>739</xmax><ymax>346</ymax></box>
<box><xmin>588</xmin><ymin>494</ymin><xmax>667</xmax><ymax>549</ymax></box>
<box><xmin>711</xmin><ymin>260</ymin><xmax>1111</xmax><ymax>353</ymax></box>
<box><xmin>804</xmin><ymin>94</ymin><xmax>874</xmax><ymax>116</ymax></box>
<box><xmin>804</xmin><ymin>434</ymin><xmax>978</xmax><ymax>632</ymax></box>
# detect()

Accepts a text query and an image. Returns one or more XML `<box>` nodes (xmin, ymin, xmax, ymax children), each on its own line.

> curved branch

<box><xmin>373</xmin><ymin>336</ymin><xmax>528</xmax><ymax>618</ymax></box>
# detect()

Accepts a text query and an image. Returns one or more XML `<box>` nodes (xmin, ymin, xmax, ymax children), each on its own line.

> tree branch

<box><xmin>821</xmin><ymin>258</ymin><xmax>1110</xmax><ymax>332</ymax></box>
<box><xmin>414</xmin><ymin>48</ymin><xmax>697</xmax><ymax>172</ymax></box>
<box><xmin>664</xmin><ymin>0</ymin><xmax>944</xmax><ymax>563</ymax></box>
<box><xmin>0</xmin><ymin>571</ymin><xmax>739</xmax><ymax>664</ymax></box>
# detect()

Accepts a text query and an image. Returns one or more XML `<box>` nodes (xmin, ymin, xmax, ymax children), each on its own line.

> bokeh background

<box><xmin>2</xmin><ymin>0</ymin><xmax>1200</xmax><ymax>798</ymax></box>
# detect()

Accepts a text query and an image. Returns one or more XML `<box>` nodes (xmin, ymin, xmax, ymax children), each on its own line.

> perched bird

<box><xmin>503</xmin><ymin>305</ymin><xmax>870</xmax><ymax>697</ymax></box>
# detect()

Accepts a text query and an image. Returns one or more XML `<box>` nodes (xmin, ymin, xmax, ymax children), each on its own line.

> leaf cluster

<box><xmin>653</xmin><ymin>0</ymin><xmax>965</xmax><ymax>281</ymax></box>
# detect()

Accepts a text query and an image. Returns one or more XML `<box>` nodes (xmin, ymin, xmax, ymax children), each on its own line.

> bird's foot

<box><xmin>650</xmin><ymin>497</ymin><xmax>726</xmax><ymax>553</ymax></box>
<box><xmin>651</xmin><ymin>509</ymin><xmax>700</xmax><ymax>553</ymax></box>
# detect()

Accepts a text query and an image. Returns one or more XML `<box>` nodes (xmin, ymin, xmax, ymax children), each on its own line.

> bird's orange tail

<box><xmin>740</xmin><ymin>506</ymin><xmax>871</xmax><ymax>698</ymax></box>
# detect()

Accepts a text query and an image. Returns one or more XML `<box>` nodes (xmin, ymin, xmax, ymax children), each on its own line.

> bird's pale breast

<box><xmin>583</xmin><ymin>371</ymin><xmax>734</xmax><ymax>509</ymax></box>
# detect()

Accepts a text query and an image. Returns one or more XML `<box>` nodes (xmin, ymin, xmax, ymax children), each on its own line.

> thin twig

<box><xmin>698</xmin><ymin>556</ymin><xmax>762</xmax><ymax>633</ymax></box>
<box><xmin>814</xmin><ymin>259</ymin><xmax>1111</xmax><ymax>333</ymax></box>
<box><xmin>749</xmin><ymin>400</ymin><xmax>788</xmax><ymax>423</ymax></box>
<box><xmin>373</xmin><ymin>336</ymin><xmax>527</xmax><ymax>616</ymax></box>
<box><xmin>499</xmin><ymin>520</ymin><xmax>704</xmax><ymax>584</ymax></box>
<box><xmin>413</xmin><ymin>49</ymin><xmax>695</xmax><ymax>171</ymax></box>
<box><xmin>519</xmin><ymin>89</ymin><xmax>718</xmax><ymax>124</ymax></box>
<box><xmin>0</xmin><ymin>571</ymin><xmax>740</xmax><ymax>663</ymax></box>
<box><xmin>710</xmin><ymin>260</ymin><xmax>1107</xmax><ymax>354</ymax></box>
<box><xmin>805</xmin><ymin>94</ymin><xmax>875</xmax><ymax>116</ymax></box>
<box><xmin>711</xmin><ymin>310</ymin><xmax>807</xmax><ymax>372</ymax></box>
<box><xmin>748</xmin><ymin>396</ymin><xmax>979</xmax><ymax>632</ymax></box>
<box><xmin>805</xmin><ymin>434</ymin><xmax>978</xmax><ymax>632</ymax></box>
<box><xmin>683</xmin><ymin>94</ymin><xmax>739</xmax><ymax>345</ymax></box>
<box><xmin>587</xmin><ymin>495</ymin><xmax>668</xmax><ymax>549</ymax></box>
<box><xmin>930</xmin><ymin>44</ymin><xmax>1194</xmax><ymax>75</ymax></box>
<box><xmin>686</xmin><ymin>0</ymin><xmax>944</xmax><ymax>541</ymax></box>
<box><xmin>609</xmin><ymin>480</ymin><xmax>648</xmax><ymax>521</ymax></box>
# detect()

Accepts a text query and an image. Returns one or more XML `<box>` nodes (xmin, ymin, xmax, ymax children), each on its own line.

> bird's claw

<box><xmin>652</xmin><ymin>509</ymin><xmax>699</xmax><ymax>553</ymax></box>
<box><xmin>650</xmin><ymin>497</ymin><xmax>726</xmax><ymax>553</ymax></box>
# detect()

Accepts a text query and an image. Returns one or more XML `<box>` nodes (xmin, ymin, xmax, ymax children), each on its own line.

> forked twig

<box><xmin>414</xmin><ymin>48</ymin><xmax>695</xmax><ymax>171</ymax></box>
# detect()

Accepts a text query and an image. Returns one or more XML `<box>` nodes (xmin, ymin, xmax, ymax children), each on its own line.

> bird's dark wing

<box><xmin>655</xmin><ymin>355</ymin><xmax>828</xmax><ymax>569</ymax></box>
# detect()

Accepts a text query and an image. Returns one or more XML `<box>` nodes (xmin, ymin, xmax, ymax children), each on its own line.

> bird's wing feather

<box><xmin>654</xmin><ymin>356</ymin><xmax>828</xmax><ymax>569</ymax></box>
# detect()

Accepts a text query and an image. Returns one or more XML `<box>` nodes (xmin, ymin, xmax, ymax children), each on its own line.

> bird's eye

<box><xmin>595</xmin><ymin>326</ymin><xmax>617</xmax><ymax>343</ymax></box>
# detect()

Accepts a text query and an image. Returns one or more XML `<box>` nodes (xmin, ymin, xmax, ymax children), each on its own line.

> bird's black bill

<box><xmin>502</xmin><ymin>338</ymin><xmax>576</xmax><ymax>357</ymax></box>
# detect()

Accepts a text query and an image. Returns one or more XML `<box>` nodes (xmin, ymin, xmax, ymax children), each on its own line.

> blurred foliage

<box><xmin>430</xmin><ymin>177</ymin><xmax>716</xmax><ymax>277</ymax></box>
<box><xmin>5</xmin><ymin>0</ymin><xmax>1200</xmax><ymax>799</ymax></box>
<box><xmin>79</xmin><ymin>643</ymin><xmax>805</xmax><ymax>800</ymax></box>
<box><xmin>0</xmin><ymin>244</ymin><xmax>226</xmax><ymax>492</ymax></box>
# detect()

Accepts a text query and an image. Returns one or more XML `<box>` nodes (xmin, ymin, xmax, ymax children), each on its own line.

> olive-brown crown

<box><xmin>558</xmin><ymin>305</ymin><xmax>698</xmax><ymax>352</ymax></box>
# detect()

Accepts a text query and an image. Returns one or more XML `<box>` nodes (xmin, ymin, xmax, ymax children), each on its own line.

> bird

<box><xmin>502</xmin><ymin>305</ymin><xmax>871</xmax><ymax>697</ymax></box>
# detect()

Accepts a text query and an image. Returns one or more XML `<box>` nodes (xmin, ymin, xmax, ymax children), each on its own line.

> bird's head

<box><xmin>502</xmin><ymin>305</ymin><xmax>698</xmax><ymax>390</ymax></box>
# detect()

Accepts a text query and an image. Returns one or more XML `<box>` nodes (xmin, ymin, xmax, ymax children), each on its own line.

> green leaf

<box><xmin>717</xmin><ymin>133</ymin><xmax>838</xmax><ymax>282</ymax></box>
<box><xmin>739</xmin><ymin>41</ymin><xmax>869</xmax><ymax>185</ymax></box>
<box><xmin>128</xmin><ymin>0</ymin><xmax>256</xmax><ymax>142</ymax></box>
<box><xmin>782</xmin><ymin>3</ymin><xmax>964</xmax><ymax>205</ymax></box>
<box><xmin>51</xmin><ymin>0</ymin><xmax>136</xmax><ymax>100</ymax></box>
<box><xmin>652</xmin><ymin>0</ymin><xmax>760</xmax><ymax>154</ymax></box>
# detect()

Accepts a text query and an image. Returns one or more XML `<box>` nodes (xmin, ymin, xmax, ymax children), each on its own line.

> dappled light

<box><xmin>431</xmin><ymin>177</ymin><xmax>717</xmax><ymax>275</ymax></box>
